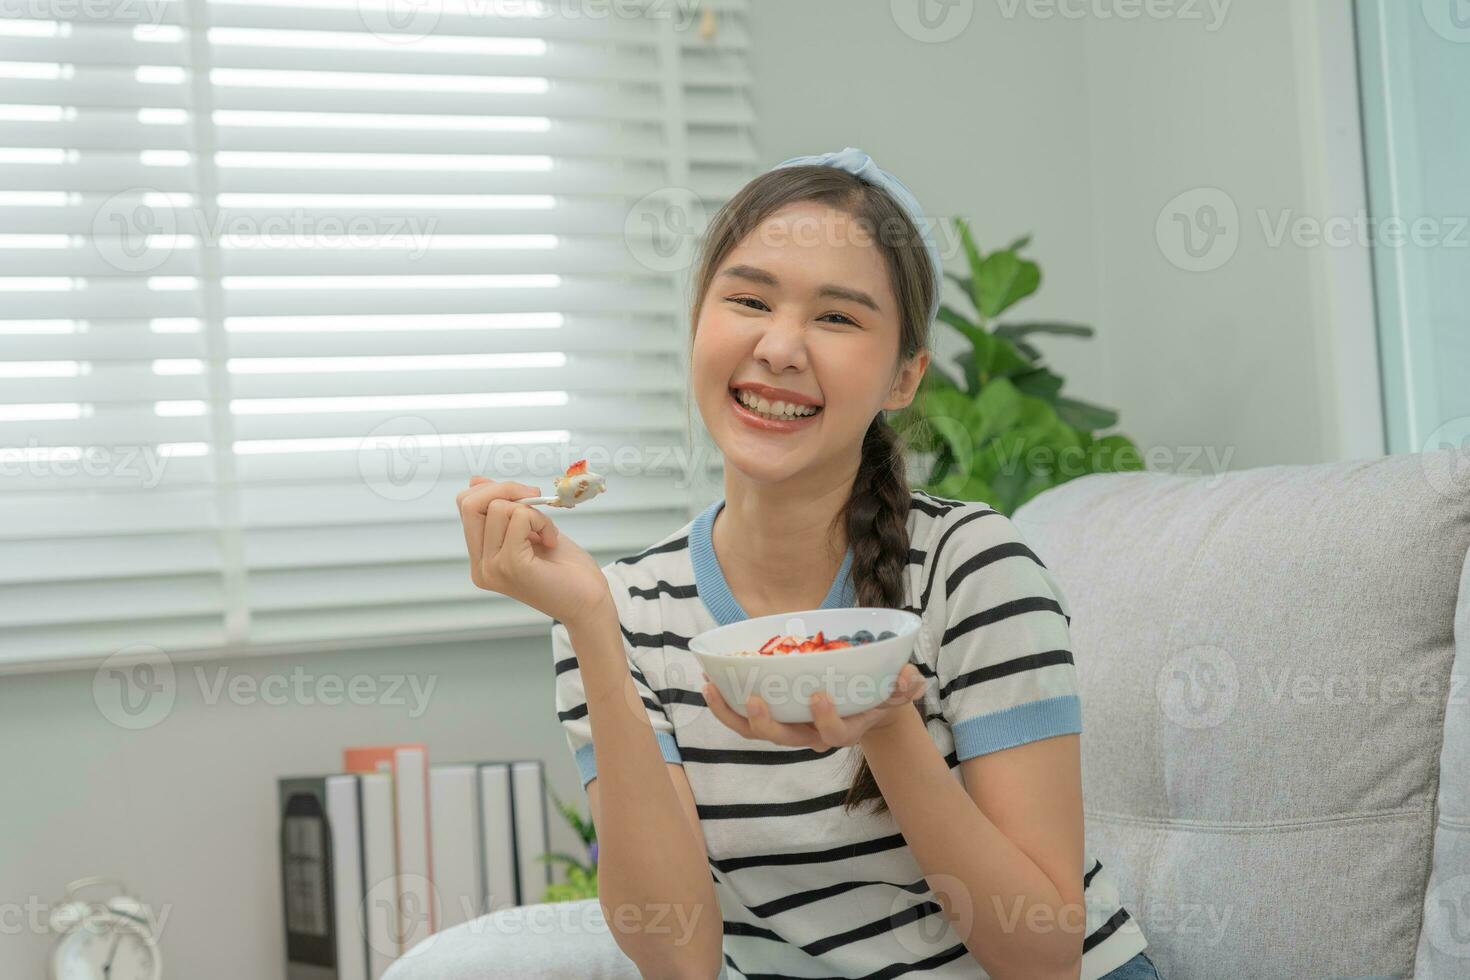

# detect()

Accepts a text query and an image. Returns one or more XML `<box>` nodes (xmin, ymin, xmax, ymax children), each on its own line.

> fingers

<box><xmin>503</xmin><ymin>504</ymin><xmax>558</xmax><ymax>559</ymax></box>
<box><xmin>457</xmin><ymin>477</ymin><xmax>540</xmax><ymax>587</ymax></box>
<box><xmin>743</xmin><ymin>695</ymin><xmax>820</xmax><ymax>748</ymax></box>
<box><xmin>699</xmin><ymin>681</ymin><xmax>755</xmax><ymax>740</ymax></box>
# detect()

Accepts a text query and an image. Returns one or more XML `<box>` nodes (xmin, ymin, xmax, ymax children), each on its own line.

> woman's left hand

<box><xmin>701</xmin><ymin>664</ymin><xmax>926</xmax><ymax>749</ymax></box>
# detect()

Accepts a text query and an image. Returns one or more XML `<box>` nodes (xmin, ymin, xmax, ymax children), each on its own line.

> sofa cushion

<box><xmin>1012</xmin><ymin>448</ymin><xmax>1470</xmax><ymax>979</ymax></box>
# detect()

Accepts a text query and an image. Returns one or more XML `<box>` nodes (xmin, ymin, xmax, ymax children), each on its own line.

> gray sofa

<box><xmin>388</xmin><ymin>449</ymin><xmax>1469</xmax><ymax>979</ymax></box>
<box><xmin>1010</xmin><ymin>447</ymin><xmax>1469</xmax><ymax>979</ymax></box>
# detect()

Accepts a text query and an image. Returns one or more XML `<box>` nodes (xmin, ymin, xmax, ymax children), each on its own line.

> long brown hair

<box><xmin>686</xmin><ymin>164</ymin><xmax>936</xmax><ymax>815</ymax></box>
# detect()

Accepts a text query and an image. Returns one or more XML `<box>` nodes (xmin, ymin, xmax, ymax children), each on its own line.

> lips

<box><xmin>728</xmin><ymin>387</ymin><xmax>822</xmax><ymax>432</ymax></box>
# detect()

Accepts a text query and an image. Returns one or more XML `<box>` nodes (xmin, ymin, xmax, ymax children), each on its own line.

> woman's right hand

<box><xmin>457</xmin><ymin>475</ymin><xmax>613</xmax><ymax>628</ymax></box>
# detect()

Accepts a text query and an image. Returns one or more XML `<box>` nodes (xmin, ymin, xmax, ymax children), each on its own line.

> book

<box><xmin>278</xmin><ymin>774</ymin><xmax>368</xmax><ymax>980</ymax></box>
<box><xmin>343</xmin><ymin>744</ymin><xmax>435</xmax><ymax>953</ymax></box>
<box><xmin>428</xmin><ymin>765</ymin><xmax>482</xmax><ymax>931</ymax></box>
<box><xmin>359</xmin><ymin>773</ymin><xmax>397</xmax><ymax>980</ymax></box>
<box><xmin>477</xmin><ymin>762</ymin><xmax>519</xmax><ymax>911</ymax></box>
<box><xmin>511</xmin><ymin>760</ymin><xmax>551</xmax><ymax>905</ymax></box>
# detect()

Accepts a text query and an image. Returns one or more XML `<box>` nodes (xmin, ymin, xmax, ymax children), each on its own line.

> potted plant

<box><xmin>893</xmin><ymin>218</ymin><xmax>1143</xmax><ymax>514</ymax></box>
<box><xmin>536</xmin><ymin>786</ymin><xmax>599</xmax><ymax>902</ymax></box>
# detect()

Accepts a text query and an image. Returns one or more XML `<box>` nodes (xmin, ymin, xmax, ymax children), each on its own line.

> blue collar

<box><xmin>688</xmin><ymin>498</ymin><xmax>856</xmax><ymax>626</ymax></box>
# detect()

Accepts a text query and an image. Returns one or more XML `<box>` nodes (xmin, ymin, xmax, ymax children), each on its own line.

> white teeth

<box><xmin>734</xmin><ymin>389</ymin><xmax>818</xmax><ymax>419</ymax></box>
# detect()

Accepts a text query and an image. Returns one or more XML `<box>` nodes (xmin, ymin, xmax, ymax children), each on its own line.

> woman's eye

<box><xmin>726</xmin><ymin>297</ymin><xmax>857</xmax><ymax>326</ymax></box>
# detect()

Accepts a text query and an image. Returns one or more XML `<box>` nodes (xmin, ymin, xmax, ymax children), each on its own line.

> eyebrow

<box><xmin>717</xmin><ymin>264</ymin><xmax>881</xmax><ymax>313</ymax></box>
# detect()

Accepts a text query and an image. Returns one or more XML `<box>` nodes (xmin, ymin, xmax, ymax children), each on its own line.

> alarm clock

<box><xmin>48</xmin><ymin>877</ymin><xmax>161</xmax><ymax>980</ymax></box>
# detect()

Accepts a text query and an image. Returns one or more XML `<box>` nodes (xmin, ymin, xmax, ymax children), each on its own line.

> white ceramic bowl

<box><xmin>689</xmin><ymin>607</ymin><xmax>922</xmax><ymax>723</ymax></box>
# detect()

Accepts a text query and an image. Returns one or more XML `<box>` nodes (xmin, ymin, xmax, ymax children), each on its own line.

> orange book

<box><xmin>343</xmin><ymin>744</ymin><xmax>435</xmax><ymax>951</ymax></box>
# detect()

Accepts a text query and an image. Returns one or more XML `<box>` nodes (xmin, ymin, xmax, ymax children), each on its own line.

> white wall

<box><xmin>1</xmin><ymin>636</ymin><xmax>587</xmax><ymax>979</ymax></box>
<box><xmin>748</xmin><ymin>0</ymin><xmax>1372</xmax><ymax>473</ymax></box>
<box><xmin>2</xmin><ymin>4</ymin><xmax>1375</xmax><ymax>979</ymax></box>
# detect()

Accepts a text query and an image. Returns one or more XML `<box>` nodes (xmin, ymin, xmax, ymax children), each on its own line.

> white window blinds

<box><xmin>0</xmin><ymin>0</ymin><xmax>752</xmax><ymax>669</ymax></box>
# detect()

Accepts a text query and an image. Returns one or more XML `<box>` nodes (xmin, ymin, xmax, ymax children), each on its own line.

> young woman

<box><xmin>457</xmin><ymin>148</ymin><xmax>1161</xmax><ymax>979</ymax></box>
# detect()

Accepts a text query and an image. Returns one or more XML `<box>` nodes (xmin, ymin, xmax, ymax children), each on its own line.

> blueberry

<box><xmin>835</xmin><ymin>634</ymin><xmax>850</xmax><ymax>642</ymax></box>
<box><xmin>853</xmin><ymin>629</ymin><xmax>874</xmax><ymax>643</ymax></box>
<box><xmin>877</xmin><ymin>630</ymin><xmax>896</xmax><ymax>641</ymax></box>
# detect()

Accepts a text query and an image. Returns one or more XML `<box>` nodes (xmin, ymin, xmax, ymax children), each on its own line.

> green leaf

<box><xmin>994</xmin><ymin>321</ymin><xmax>1094</xmax><ymax>341</ymax></box>
<box><xmin>955</xmin><ymin>217</ymin><xmax>985</xmax><ymax>281</ymax></box>
<box><xmin>1090</xmin><ymin>434</ymin><xmax>1145</xmax><ymax>472</ymax></box>
<box><xmin>1010</xmin><ymin>367</ymin><xmax>1065</xmax><ymax>403</ymax></box>
<box><xmin>984</xmin><ymin>333</ymin><xmax>1033</xmax><ymax>380</ymax></box>
<box><xmin>536</xmin><ymin>850</ymin><xmax>594</xmax><ymax>870</ymax></box>
<box><xmin>1055</xmin><ymin>396</ymin><xmax>1119</xmax><ymax>432</ymax></box>
<box><xmin>969</xmin><ymin>377</ymin><xmax>1024</xmax><ymax>446</ymax></box>
<box><xmin>1006</xmin><ymin>234</ymin><xmax>1032</xmax><ymax>253</ymax></box>
<box><xmin>937</xmin><ymin>304</ymin><xmax>987</xmax><ymax>349</ymax></box>
<box><xmin>974</xmin><ymin>250</ymin><xmax>1041</xmax><ymax>319</ymax></box>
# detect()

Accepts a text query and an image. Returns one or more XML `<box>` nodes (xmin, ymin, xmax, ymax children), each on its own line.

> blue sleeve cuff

<box><xmin>574</xmin><ymin>729</ymin><xmax>683</xmax><ymax>786</ymax></box>
<box><xmin>951</xmin><ymin>694</ymin><xmax>1081</xmax><ymax>761</ymax></box>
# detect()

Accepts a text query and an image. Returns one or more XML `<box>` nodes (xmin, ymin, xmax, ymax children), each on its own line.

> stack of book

<box><xmin>278</xmin><ymin>744</ymin><xmax>553</xmax><ymax>980</ymax></box>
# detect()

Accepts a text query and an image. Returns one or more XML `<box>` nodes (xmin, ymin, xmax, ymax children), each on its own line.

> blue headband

<box><xmin>769</xmin><ymin>146</ymin><xmax>943</xmax><ymax>330</ymax></box>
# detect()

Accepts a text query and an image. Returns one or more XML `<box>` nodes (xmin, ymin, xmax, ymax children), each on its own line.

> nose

<box><xmin>751</xmin><ymin>313</ymin><xmax>809</xmax><ymax>375</ymax></box>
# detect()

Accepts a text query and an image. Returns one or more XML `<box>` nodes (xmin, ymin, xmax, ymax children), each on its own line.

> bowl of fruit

<box><xmin>689</xmin><ymin>607</ymin><xmax>922</xmax><ymax>723</ymax></box>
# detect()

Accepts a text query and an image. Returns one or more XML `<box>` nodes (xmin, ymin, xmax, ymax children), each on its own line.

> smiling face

<box><xmin>691</xmin><ymin>199</ymin><xmax>928</xmax><ymax>486</ymax></box>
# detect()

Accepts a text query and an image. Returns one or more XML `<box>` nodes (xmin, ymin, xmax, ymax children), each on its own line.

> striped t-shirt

<box><xmin>553</xmin><ymin>489</ymin><xmax>1149</xmax><ymax>979</ymax></box>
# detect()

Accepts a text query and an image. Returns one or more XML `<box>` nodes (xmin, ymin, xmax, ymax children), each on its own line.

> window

<box><xmin>0</xmin><ymin>0</ymin><xmax>752</xmax><ymax>668</ymax></box>
<box><xmin>1355</xmin><ymin>0</ymin><xmax>1470</xmax><ymax>455</ymax></box>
